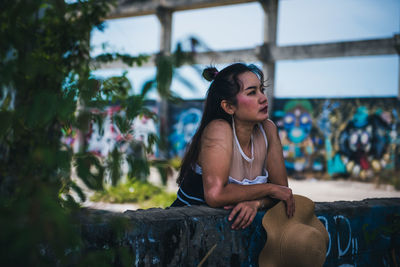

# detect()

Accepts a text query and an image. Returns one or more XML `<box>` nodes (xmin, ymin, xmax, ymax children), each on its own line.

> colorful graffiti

<box><xmin>319</xmin><ymin>208</ymin><xmax>400</xmax><ymax>266</ymax></box>
<box><xmin>62</xmin><ymin>97</ymin><xmax>400</xmax><ymax>180</ymax></box>
<box><xmin>273</xmin><ymin>98</ymin><xmax>400</xmax><ymax>180</ymax></box>
<box><xmin>274</xmin><ymin>99</ymin><xmax>323</xmax><ymax>175</ymax></box>
<box><xmin>168</xmin><ymin>101</ymin><xmax>203</xmax><ymax>158</ymax></box>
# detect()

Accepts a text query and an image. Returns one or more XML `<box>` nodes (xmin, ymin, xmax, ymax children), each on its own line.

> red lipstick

<box><xmin>260</xmin><ymin>106</ymin><xmax>268</xmax><ymax>113</ymax></box>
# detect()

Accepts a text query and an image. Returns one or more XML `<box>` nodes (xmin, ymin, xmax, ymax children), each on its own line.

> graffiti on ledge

<box><xmin>318</xmin><ymin>211</ymin><xmax>400</xmax><ymax>266</ymax></box>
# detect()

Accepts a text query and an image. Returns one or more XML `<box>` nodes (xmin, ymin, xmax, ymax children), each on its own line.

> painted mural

<box><xmin>167</xmin><ymin>98</ymin><xmax>400</xmax><ymax>180</ymax></box>
<box><xmin>273</xmin><ymin>98</ymin><xmax>400</xmax><ymax>180</ymax></box>
<box><xmin>168</xmin><ymin>100</ymin><xmax>204</xmax><ymax>158</ymax></box>
<box><xmin>62</xmin><ymin>97</ymin><xmax>400</xmax><ymax>181</ymax></box>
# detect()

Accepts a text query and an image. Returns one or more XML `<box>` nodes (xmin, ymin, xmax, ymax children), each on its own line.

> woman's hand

<box><xmin>224</xmin><ymin>200</ymin><xmax>260</xmax><ymax>230</ymax></box>
<box><xmin>269</xmin><ymin>184</ymin><xmax>295</xmax><ymax>218</ymax></box>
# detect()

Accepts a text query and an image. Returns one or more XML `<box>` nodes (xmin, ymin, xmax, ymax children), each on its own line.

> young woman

<box><xmin>171</xmin><ymin>63</ymin><xmax>295</xmax><ymax>230</ymax></box>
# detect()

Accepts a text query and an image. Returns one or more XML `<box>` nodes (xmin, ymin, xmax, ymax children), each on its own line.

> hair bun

<box><xmin>202</xmin><ymin>67</ymin><xmax>219</xmax><ymax>82</ymax></box>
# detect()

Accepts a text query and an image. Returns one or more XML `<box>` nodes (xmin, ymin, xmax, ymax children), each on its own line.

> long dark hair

<box><xmin>177</xmin><ymin>63</ymin><xmax>265</xmax><ymax>185</ymax></box>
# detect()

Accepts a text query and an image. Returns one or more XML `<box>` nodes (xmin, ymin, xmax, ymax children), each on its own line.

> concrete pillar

<box><xmin>259</xmin><ymin>0</ymin><xmax>278</xmax><ymax>115</ymax></box>
<box><xmin>157</xmin><ymin>7</ymin><xmax>173</xmax><ymax>54</ymax></box>
<box><xmin>156</xmin><ymin>7</ymin><xmax>173</xmax><ymax>159</ymax></box>
<box><xmin>395</xmin><ymin>34</ymin><xmax>400</xmax><ymax>99</ymax></box>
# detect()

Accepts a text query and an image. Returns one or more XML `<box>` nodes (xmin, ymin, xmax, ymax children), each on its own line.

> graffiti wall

<box><xmin>62</xmin><ymin>97</ymin><xmax>400</xmax><ymax>181</ymax></box>
<box><xmin>166</xmin><ymin>98</ymin><xmax>400</xmax><ymax>180</ymax></box>
<box><xmin>168</xmin><ymin>100</ymin><xmax>204</xmax><ymax>158</ymax></box>
<box><xmin>273</xmin><ymin>98</ymin><xmax>400</xmax><ymax>180</ymax></box>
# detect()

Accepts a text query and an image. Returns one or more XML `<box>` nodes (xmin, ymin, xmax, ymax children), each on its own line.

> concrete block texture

<box><xmin>79</xmin><ymin>198</ymin><xmax>400</xmax><ymax>266</ymax></box>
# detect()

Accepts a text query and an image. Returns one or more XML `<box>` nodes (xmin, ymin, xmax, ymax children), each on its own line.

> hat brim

<box><xmin>258</xmin><ymin>195</ymin><xmax>329</xmax><ymax>267</ymax></box>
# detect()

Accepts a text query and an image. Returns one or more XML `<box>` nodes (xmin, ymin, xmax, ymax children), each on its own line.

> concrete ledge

<box><xmin>79</xmin><ymin>198</ymin><xmax>400</xmax><ymax>266</ymax></box>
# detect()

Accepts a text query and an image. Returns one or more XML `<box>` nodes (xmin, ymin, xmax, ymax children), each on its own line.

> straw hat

<box><xmin>259</xmin><ymin>195</ymin><xmax>329</xmax><ymax>267</ymax></box>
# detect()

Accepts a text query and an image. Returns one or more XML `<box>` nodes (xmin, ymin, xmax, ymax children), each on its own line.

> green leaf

<box><xmin>113</xmin><ymin>113</ymin><xmax>132</xmax><ymax>136</ymax></box>
<box><xmin>74</xmin><ymin>153</ymin><xmax>104</xmax><ymax>191</ymax></box>
<box><xmin>101</xmin><ymin>75</ymin><xmax>131</xmax><ymax>101</ymax></box>
<box><xmin>126</xmin><ymin>95</ymin><xmax>144</xmax><ymax>120</ymax></box>
<box><xmin>25</xmin><ymin>91</ymin><xmax>58</xmax><ymax>128</ymax></box>
<box><xmin>155</xmin><ymin>54</ymin><xmax>173</xmax><ymax>97</ymax></box>
<box><xmin>146</xmin><ymin>133</ymin><xmax>159</xmax><ymax>154</ymax></box>
<box><xmin>140</xmin><ymin>80</ymin><xmax>155</xmax><ymax>97</ymax></box>
<box><xmin>93</xmin><ymin>53</ymin><xmax>149</xmax><ymax>68</ymax></box>
<box><xmin>0</xmin><ymin>111</ymin><xmax>12</xmax><ymax>139</ymax></box>
<box><xmin>107</xmin><ymin>147</ymin><xmax>122</xmax><ymax>186</ymax></box>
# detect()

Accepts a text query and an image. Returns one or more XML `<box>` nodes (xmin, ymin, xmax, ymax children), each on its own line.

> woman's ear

<box><xmin>221</xmin><ymin>100</ymin><xmax>236</xmax><ymax>115</ymax></box>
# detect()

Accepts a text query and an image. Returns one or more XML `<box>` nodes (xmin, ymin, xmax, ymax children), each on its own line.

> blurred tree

<box><xmin>0</xmin><ymin>0</ymin><xmax>202</xmax><ymax>263</ymax></box>
<box><xmin>0</xmin><ymin>0</ymin><xmax>150</xmax><ymax>265</ymax></box>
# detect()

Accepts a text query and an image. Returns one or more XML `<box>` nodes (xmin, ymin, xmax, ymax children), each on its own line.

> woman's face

<box><xmin>233</xmin><ymin>71</ymin><xmax>268</xmax><ymax>122</ymax></box>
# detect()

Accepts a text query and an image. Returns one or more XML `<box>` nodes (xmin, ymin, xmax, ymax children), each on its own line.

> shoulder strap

<box><xmin>258</xmin><ymin>123</ymin><xmax>268</xmax><ymax>151</ymax></box>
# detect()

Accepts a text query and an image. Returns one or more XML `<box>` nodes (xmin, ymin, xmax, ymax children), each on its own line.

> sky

<box><xmin>91</xmin><ymin>0</ymin><xmax>400</xmax><ymax>100</ymax></box>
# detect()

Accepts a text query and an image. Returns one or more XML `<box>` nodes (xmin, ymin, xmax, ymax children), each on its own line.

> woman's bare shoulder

<box><xmin>262</xmin><ymin>119</ymin><xmax>279</xmax><ymax>139</ymax></box>
<box><xmin>199</xmin><ymin>119</ymin><xmax>233</xmax><ymax>164</ymax></box>
<box><xmin>200</xmin><ymin>119</ymin><xmax>233</xmax><ymax>149</ymax></box>
<box><xmin>262</xmin><ymin>119</ymin><xmax>278</xmax><ymax>132</ymax></box>
<box><xmin>203</xmin><ymin>119</ymin><xmax>232</xmax><ymax>138</ymax></box>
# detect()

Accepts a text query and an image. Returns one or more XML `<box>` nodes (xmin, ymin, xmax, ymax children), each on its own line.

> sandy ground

<box><xmin>288</xmin><ymin>178</ymin><xmax>400</xmax><ymax>202</ymax></box>
<box><xmin>82</xmin><ymin>168</ymin><xmax>400</xmax><ymax>213</ymax></box>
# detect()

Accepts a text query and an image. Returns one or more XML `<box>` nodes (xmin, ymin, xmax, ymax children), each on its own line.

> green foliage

<box><xmin>0</xmin><ymin>182</ymin><xmax>82</xmax><ymax>266</ymax></box>
<box><xmin>140</xmin><ymin>190</ymin><xmax>177</xmax><ymax>209</ymax></box>
<box><xmin>74</xmin><ymin>152</ymin><xmax>105</xmax><ymax>191</ymax></box>
<box><xmin>93</xmin><ymin>53</ymin><xmax>149</xmax><ymax>68</ymax></box>
<box><xmin>90</xmin><ymin>179</ymin><xmax>176</xmax><ymax>208</ymax></box>
<box><xmin>0</xmin><ymin>0</ymin><xmax>201</xmax><ymax>264</ymax></box>
<box><xmin>143</xmin><ymin>42</ymin><xmax>200</xmax><ymax>103</ymax></box>
<box><xmin>169</xmin><ymin>156</ymin><xmax>183</xmax><ymax>170</ymax></box>
<box><xmin>0</xmin><ymin>0</ymin><xmax>152</xmax><ymax>265</ymax></box>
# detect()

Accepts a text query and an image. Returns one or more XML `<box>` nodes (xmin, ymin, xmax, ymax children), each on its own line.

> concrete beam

<box><xmin>91</xmin><ymin>49</ymin><xmax>257</xmax><ymax>69</ymax></box>
<box><xmin>262</xmin><ymin>36</ymin><xmax>400</xmax><ymax>61</ymax></box>
<box><xmin>107</xmin><ymin>0</ymin><xmax>255</xmax><ymax>19</ymax></box>
<box><xmin>93</xmin><ymin>36</ymin><xmax>399</xmax><ymax>69</ymax></box>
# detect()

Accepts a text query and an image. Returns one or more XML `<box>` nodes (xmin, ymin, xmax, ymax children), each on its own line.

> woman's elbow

<box><xmin>204</xmin><ymin>189</ymin><xmax>225</xmax><ymax>208</ymax></box>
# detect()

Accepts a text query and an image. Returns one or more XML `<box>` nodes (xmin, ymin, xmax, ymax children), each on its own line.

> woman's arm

<box><xmin>263</xmin><ymin>119</ymin><xmax>289</xmax><ymax>187</ymax></box>
<box><xmin>263</xmin><ymin>119</ymin><xmax>295</xmax><ymax>216</ymax></box>
<box><xmin>198</xmin><ymin>120</ymin><xmax>293</xmax><ymax>211</ymax></box>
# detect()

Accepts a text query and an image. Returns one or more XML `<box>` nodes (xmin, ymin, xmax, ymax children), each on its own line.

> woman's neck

<box><xmin>233</xmin><ymin>118</ymin><xmax>256</xmax><ymax>151</ymax></box>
